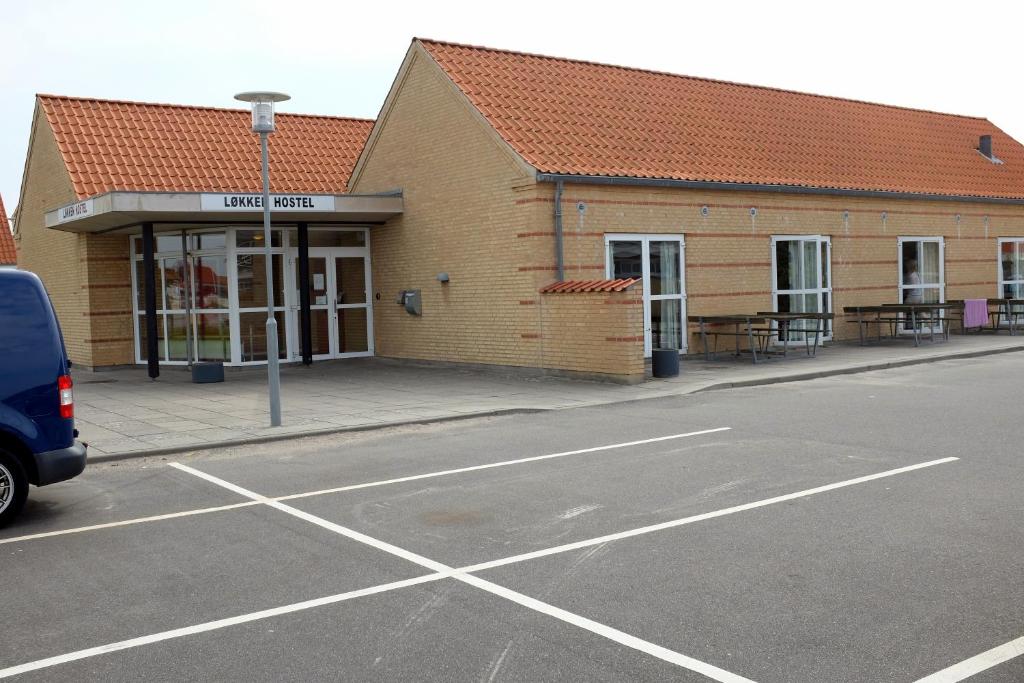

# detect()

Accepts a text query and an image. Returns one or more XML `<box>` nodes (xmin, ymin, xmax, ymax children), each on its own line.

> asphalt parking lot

<box><xmin>2</xmin><ymin>355</ymin><xmax>1023</xmax><ymax>682</ymax></box>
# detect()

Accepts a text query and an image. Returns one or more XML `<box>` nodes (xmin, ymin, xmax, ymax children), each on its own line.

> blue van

<box><xmin>0</xmin><ymin>269</ymin><xmax>87</xmax><ymax>526</ymax></box>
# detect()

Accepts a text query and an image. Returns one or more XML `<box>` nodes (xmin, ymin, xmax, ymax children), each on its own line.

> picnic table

<box><xmin>842</xmin><ymin>303</ymin><xmax>962</xmax><ymax>347</ymax></box>
<box><xmin>947</xmin><ymin>298</ymin><xmax>1024</xmax><ymax>335</ymax></box>
<box><xmin>688</xmin><ymin>311</ymin><xmax>833</xmax><ymax>363</ymax></box>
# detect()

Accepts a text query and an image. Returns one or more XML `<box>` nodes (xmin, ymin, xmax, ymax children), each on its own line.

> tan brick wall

<box><xmin>14</xmin><ymin>109</ymin><xmax>134</xmax><ymax>368</ymax></box>
<box><xmin>80</xmin><ymin>234</ymin><xmax>133</xmax><ymax>366</ymax></box>
<box><xmin>351</xmin><ymin>46</ymin><xmax>543</xmax><ymax>368</ymax></box>
<box><xmin>538</xmin><ymin>287</ymin><xmax>645</xmax><ymax>382</ymax></box>
<box><xmin>522</xmin><ymin>183</ymin><xmax>1024</xmax><ymax>348</ymax></box>
<box><xmin>351</xmin><ymin>45</ymin><xmax>1024</xmax><ymax>370</ymax></box>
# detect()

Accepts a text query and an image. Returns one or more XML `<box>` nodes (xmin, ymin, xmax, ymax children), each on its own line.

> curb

<box><xmin>86</xmin><ymin>341</ymin><xmax>1024</xmax><ymax>464</ymax></box>
<box><xmin>87</xmin><ymin>408</ymin><xmax>547</xmax><ymax>464</ymax></box>
<box><xmin>690</xmin><ymin>342</ymin><xmax>1024</xmax><ymax>393</ymax></box>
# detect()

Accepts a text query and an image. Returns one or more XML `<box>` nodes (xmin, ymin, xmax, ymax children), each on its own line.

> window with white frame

<box><xmin>898</xmin><ymin>237</ymin><xmax>944</xmax><ymax>332</ymax></box>
<box><xmin>998</xmin><ymin>238</ymin><xmax>1024</xmax><ymax>299</ymax></box>
<box><xmin>234</xmin><ymin>229</ymin><xmax>288</xmax><ymax>363</ymax></box>
<box><xmin>131</xmin><ymin>232</ymin><xmax>230</xmax><ymax>364</ymax></box>
<box><xmin>771</xmin><ymin>235</ymin><xmax>832</xmax><ymax>340</ymax></box>
<box><xmin>130</xmin><ymin>227</ymin><xmax>290</xmax><ymax>365</ymax></box>
<box><xmin>605</xmin><ymin>234</ymin><xmax>686</xmax><ymax>356</ymax></box>
<box><xmin>898</xmin><ymin>237</ymin><xmax>944</xmax><ymax>305</ymax></box>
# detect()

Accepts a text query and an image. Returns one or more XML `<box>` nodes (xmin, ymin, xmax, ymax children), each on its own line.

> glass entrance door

<box><xmin>898</xmin><ymin>237</ymin><xmax>944</xmax><ymax>333</ymax></box>
<box><xmin>290</xmin><ymin>247</ymin><xmax>373</xmax><ymax>359</ymax></box>
<box><xmin>772</xmin><ymin>235</ymin><xmax>832</xmax><ymax>341</ymax></box>
<box><xmin>605</xmin><ymin>234</ymin><xmax>686</xmax><ymax>356</ymax></box>
<box><xmin>304</xmin><ymin>255</ymin><xmax>333</xmax><ymax>358</ymax></box>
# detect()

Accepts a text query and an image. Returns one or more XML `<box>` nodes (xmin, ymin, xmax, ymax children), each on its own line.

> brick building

<box><xmin>14</xmin><ymin>39</ymin><xmax>1024</xmax><ymax>383</ymax></box>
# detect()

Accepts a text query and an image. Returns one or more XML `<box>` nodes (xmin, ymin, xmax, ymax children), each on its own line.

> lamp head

<box><xmin>234</xmin><ymin>91</ymin><xmax>290</xmax><ymax>133</ymax></box>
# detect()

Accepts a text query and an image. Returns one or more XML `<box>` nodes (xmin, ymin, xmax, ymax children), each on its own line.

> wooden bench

<box><xmin>947</xmin><ymin>299</ymin><xmax>1024</xmax><ymax>335</ymax></box>
<box><xmin>842</xmin><ymin>306</ymin><xmax>903</xmax><ymax>345</ymax></box>
<box><xmin>689</xmin><ymin>312</ymin><xmax>834</xmax><ymax>363</ymax></box>
<box><xmin>756</xmin><ymin>312</ymin><xmax>835</xmax><ymax>358</ymax></box>
<box><xmin>843</xmin><ymin>303</ymin><xmax>962</xmax><ymax>346</ymax></box>
<box><xmin>688</xmin><ymin>314</ymin><xmax>771</xmax><ymax>363</ymax></box>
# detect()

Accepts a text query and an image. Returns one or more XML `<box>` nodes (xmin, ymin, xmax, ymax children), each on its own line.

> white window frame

<box><xmin>231</xmin><ymin>227</ymin><xmax>290</xmax><ymax>365</ymax></box>
<box><xmin>770</xmin><ymin>235</ymin><xmax>833</xmax><ymax>342</ymax></box>
<box><xmin>130</xmin><ymin>230</ymin><xmax>232</xmax><ymax>365</ymax></box>
<box><xmin>286</xmin><ymin>229</ymin><xmax>374</xmax><ymax>361</ymax></box>
<box><xmin>131</xmin><ymin>227</ymin><xmax>374</xmax><ymax>366</ymax></box>
<box><xmin>187</xmin><ymin>238</ymin><xmax>231</xmax><ymax>364</ymax></box>
<box><xmin>604</xmin><ymin>234</ymin><xmax>687</xmax><ymax>357</ymax></box>
<box><xmin>998</xmin><ymin>238</ymin><xmax>1024</xmax><ymax>297</ymax></box>
<box><xmin>897</xmin><ymin>236</ymin><xmax>945</xmax><ymax>333</ymax></box>
<box><xmin>997</xmin><ymin>238</ymin><xmax>1024</xmax><ymax>326</ymax></box>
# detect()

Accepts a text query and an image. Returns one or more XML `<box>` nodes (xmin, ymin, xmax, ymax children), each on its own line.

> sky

<box><xmin>3</xmin><ymin>0</ymin><xmax>1022</xmax><ymax>218</ymax></box>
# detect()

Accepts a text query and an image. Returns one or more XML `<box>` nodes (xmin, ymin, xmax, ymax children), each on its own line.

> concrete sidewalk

<box><xmin>74</xmin><ymin>334</ymin><xmax>1024</xmax><ymax>459</ymax></box>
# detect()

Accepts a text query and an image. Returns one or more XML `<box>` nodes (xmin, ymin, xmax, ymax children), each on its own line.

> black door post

<box><xmin>298</xmin><ymin>223</ymin><xmax>312</xmax><ymax>365</ymax></box>
<box><xmin>142</xmin><ymin>223</ymin><xmax>160</xmax><ymax>379</ymax></box>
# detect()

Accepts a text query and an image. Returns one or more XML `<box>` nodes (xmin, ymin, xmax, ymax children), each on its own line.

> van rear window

<box><xmin>0</xmin><ymin>279</ymin><xmax>58</xmax><ymax>356</ymax></box>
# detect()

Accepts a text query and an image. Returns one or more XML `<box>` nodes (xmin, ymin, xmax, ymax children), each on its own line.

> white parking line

<box><xmin>459</xmin><ymin>457</ymin><xmax>960</xmax><ymax>574</ymax></box>
<box><xmin>172</xmin><ymin>463</ymin><xmax>453</xmax><ymax>573</ymax></box>
<box><xmin>0</xmin><ymin>573</ymin><xmax>448</xmax><ymax>679</ymax></box>
<box><xmin>273</xmin><ymin>427</ymin><xmax>732</xmax><ymax>502</ymax></box>
<box><xmin>1</xmin><ymin>456</ymin><xmax>958</xmax><ymax>681</ymax></box>
<box><xmin>0</xmin><ymin>501</ymin><xmax>261</xmax><ymax>546</ymax></box>
<box><xmin>914</xmin><ymin>635</ymin><xmax>1024</xmax><ymax>683</ymax></box>
<box><xmin>171</xmin><ymin>463</ymin><xmax>754</xmax><ymax>683</ymax></box>
<box><xmin>0</xmin><ymin>427</ymin><xmax>729</xmax><ymax>546</ymax></box>
<box><xmin>456</xmin><ymin>573</ymin><xmax>754</xmax><ymax>683</ymax></box>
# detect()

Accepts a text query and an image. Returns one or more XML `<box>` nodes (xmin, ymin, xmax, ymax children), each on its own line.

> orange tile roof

<box><xmin>540</xmin><ymin>278</ymin><xmax>640</xmax><ymax>293</ymax></box>
<box><xmin>39</xmin><ymin>95</ymin><xmax>375</xmax><ymax>200</ymax></box>
<box><xmin>0</xmin><ymin>195</ymin><xmax>15</xmax><ymax>265</ymax></box>
<box><xmin>420</xmin><ymin>40</ymin><xmax>1024</xmax><ymax>201</ymax></box>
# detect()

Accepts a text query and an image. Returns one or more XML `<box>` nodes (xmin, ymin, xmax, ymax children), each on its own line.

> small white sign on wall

<box><xmin>313</xmin><ymin>273</ymin><xmax>325</xmax><ymax>290</ymax></box>
<box><xmin>55</xmin><ymin>199</ymin><xmax>94</xmax><ymax>224</ymax></box>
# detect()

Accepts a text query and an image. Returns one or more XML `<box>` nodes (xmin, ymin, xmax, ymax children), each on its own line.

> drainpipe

<box><xmin>554</xmin><ymin>179</ymin><xmax>565</xmax><ymax>281</ymax></box>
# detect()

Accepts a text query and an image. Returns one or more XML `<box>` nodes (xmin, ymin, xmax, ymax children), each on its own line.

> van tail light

<box><xmin>58</xmin><ymin>375</ymin><xmax>74</xmax><ymax>419</ymax></box>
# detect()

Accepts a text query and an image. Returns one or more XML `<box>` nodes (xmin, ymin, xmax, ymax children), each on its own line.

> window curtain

<box><xmin>801</xmin><ymin>241</ymin><xmax>817</xmax><ymax>292</ymax></box>
<box><xmin>658</xmin><ymin>241</ymin><xmax>680</xmax><ymax>348</ymax></box>
<box><xmin>785</xmin><ymin>241</ymin><xmax>800</xmax><ymax>293</ymax></box>
<box><xmin>920</xmin><ymin>242</ymin><xmax>940</xmax><ymax>285</ymax></box>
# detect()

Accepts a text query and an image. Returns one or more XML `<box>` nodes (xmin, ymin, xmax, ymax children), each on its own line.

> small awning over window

<box><xmin>540</xmin><ymin>279</ymin><xmax>640</xmax><ymax>293</ymax></box>
<box><xmin>46</xmin><ymin>191</ymin><xmax>402</xmax><ymax>234</ymax></box>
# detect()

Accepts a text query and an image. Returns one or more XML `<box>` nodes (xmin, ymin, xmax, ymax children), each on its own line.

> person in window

<box><xmin>904</xmin><ymin>259</ymin><xmax>923</xmax><ymax>304</ymax></box>
<box><xmin>903</xmin><ymin>258</ymin><xmax>923</xmax><ymax>330</ymax></box>
<box><xmin>1003</xmin><ymin>253</ymin><xmax>1016</xmax><ymax>298</ymax></box>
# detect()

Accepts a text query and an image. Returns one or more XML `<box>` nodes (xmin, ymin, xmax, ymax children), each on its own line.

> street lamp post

<box><xmin>235</xmin><ymin>91</ymin><xmax>290</xmax><ymax>427</ymax></box>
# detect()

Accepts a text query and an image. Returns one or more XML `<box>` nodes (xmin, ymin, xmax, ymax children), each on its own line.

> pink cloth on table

<box><xmin>964</xmin><ymin>298</ymin><xmax>989</xmax><ymax>328</ymax></box>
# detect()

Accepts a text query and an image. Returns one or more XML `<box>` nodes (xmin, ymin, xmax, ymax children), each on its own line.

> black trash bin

<box><xmin>652</xmin><ymin>348</ymin><xmax>680</xmax><ymax>378</ymax></box>
<box><xmin>191</xmin><ymin>362</ymin><xmax>225</xmax><ymax>383</ymax></box>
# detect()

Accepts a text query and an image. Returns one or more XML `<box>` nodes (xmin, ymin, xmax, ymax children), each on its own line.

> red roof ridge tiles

<box><xmin>38</xmin><ymin>94</ymin><xmax>375</xmax><ymax>199</ymax></box>
<box><xmin>418</xmin><ymin>38</ymin><xmax>1024</xmax><ymax>201</ymax></box>
<box><xmin>0</xmin><ymin>194</ymin><xmax>16</xmax><ymax>265</ymax></box>
<box><xmin>37</xmin><ymin>94</ymin><xmax>374</xmax><ymax>124</ymax></box>
<box><xmin>416</xmin><ymin>38</ymin><xmax>986</xmax><ymax>123</ymax></box>
<box><xmin>540</xmin><ymin>278</ymin><xmax>640</xmax><ymax>293</ymax></box>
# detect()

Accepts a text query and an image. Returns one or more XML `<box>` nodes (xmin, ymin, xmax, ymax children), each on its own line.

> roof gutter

<box><xmin>535</xmin><ymin>173</ymin><xmax>1024</xmax><ymax>206</ymax></box>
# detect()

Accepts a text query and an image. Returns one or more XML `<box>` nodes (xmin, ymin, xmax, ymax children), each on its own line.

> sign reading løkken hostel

<box><xmin>200</xmin><ymin>193</ymin><xmax>334</xmax><ymax>212</ymax></box>
<box><xmin>55</xmin><ymin>199</ymin><xmax>94</xmax><ymax>224</ymax></box>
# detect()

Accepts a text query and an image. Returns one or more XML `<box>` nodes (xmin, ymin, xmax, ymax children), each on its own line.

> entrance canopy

<box><xmin>45</xmin><ymin>189</ymin><xmax>402</xmax><ymax>378</ymax></box>
<box><xmin>46</xmin><ymin>190</ymin><xmax>402</xmax><ymax>234</ymax></box>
